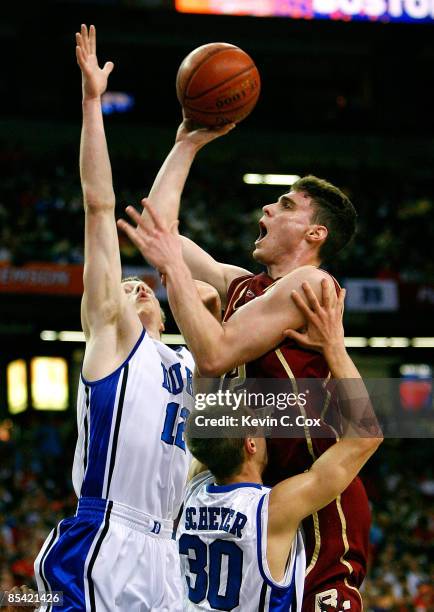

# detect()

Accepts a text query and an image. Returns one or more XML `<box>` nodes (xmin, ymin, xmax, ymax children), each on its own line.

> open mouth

<box><xmin>255</xmin><ymin>220</ymin><xmax>268</xmax><ymax>244</ymax></box>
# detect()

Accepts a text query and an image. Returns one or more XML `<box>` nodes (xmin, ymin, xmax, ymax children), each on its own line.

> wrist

<box><xmin>164</xmin><ymin>258</ymin><xmax>190</xmax><ymax>279</ymax></box>
<box><xmin>323</xmin><ymin>342</ymin><xmax>348</xmax><ymax>365</ymax></box>
<box><xmin>82</xmin><ymin>95</ymin><xmax>102</xmax><ymax>106</ymax></box>
<box><xmin>173</xmin><ymin>139</ymin><xmax>201</xmax><ymax>156</ymax></box>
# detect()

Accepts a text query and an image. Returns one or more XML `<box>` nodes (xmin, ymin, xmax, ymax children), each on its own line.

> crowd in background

<box><xmin>1</xmin><ymin>143</ymin><xmax>433</xmax><ymax>282</ymax></box>
<box><xmin>1</xmin><ymin>138</ymin><xmax>433</xmax><ymax>609</ymax></box>
<box><xmin>0</xmin><ymin>416</ymin><xmax>433</xmax><ymax>611</ymax></box>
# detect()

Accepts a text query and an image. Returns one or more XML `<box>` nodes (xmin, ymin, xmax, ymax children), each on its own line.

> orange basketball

<box><xmin>176</xmin><ymin>43</ymin><xmax>261</xmax><ymax>127</ymax></box>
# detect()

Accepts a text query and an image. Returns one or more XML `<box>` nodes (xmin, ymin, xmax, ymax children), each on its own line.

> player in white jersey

<box><xmin>177</xmin><ymin>282</ymin><xmax>383</xmax><ymax>612</ymax></box>
<box><xmin>33</xmin><ymin>25</ymin><xmax>218</xmax><ymax>612</ymax></box>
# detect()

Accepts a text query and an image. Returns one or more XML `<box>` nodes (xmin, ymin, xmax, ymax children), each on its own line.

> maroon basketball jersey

<box><xmin>224</xmin><ymin>272</ymin><xmax>370</xmax><ymax>597</ymax></box>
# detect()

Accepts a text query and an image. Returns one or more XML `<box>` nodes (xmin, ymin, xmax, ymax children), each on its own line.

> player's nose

<box><xmin>262</xmin><ymin>203</ymin><xmax>272</xmax><ymax>216</ymax></box>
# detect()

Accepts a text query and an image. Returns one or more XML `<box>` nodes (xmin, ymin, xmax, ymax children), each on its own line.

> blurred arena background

<box><xmin>0</xmin><ymin>1</ymin><xmax>433</xmax><ymax>609</ymax></box>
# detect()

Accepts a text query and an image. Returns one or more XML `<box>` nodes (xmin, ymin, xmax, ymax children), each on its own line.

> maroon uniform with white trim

<box><xmin>224</xmin><ymin>272</ymin><xmax>370</xmax><ymax>611</ymax></box>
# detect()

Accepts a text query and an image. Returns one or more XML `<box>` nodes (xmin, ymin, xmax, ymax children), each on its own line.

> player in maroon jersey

<box><xmin>117</xmin><ymin>122</ymin><xmax>366</xmax><ymax>610</ymax></box>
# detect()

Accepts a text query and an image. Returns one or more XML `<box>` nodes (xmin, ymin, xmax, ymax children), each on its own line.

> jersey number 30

<box><xmin>179</xmin><ymin>534</ymin><xmax>243</xmax><ymax>611</ymax></box>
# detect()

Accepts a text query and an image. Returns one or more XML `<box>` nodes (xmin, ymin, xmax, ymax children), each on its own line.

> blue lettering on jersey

<box><xmin>185</xmin><ymin>507</ymin><xmax>197</xmax><ymax>530</ymax></box>
<box><xmin>161</xmin><ymin>363</ymin><xmax>171</xmax><ymax>392</ymax></box>
<box><xmin>198</xmin><ymin>507</ymin><xmax>208</xmax><ymax>530</ymax></box>
<box><xmin>184</xmin><ymin>506</ymin><xmax>247</xmax><ymax>538</ymax></box>
<box><xmin>161</xmin><ymin>362</ymin><xmax>185</xmax><ymax>395</ymax></box>
<box><xmin>185</xmin><ymin>366</ymin><xmax>193</xmax><ymax>396</ymax></box>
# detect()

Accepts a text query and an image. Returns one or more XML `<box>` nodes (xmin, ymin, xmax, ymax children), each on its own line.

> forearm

<box><xmin>323</xmin><ymin>344</ymin><xmax>360</xmax><ymax>379</ymax></box>
<box><xmin>144</xmin><ymin>141</ymin><xmax>198</xmax><ymax>226</ymax></box>
<box><xmin>165</xmin><ymin>260</ymin><xmax>228</xmax><ymax>376</ymax></box>
<box><xmin>80</xmin><ymin>98</ymin><xmax>115</xmax><ymax>208</ymax></box>
<box><xmin>324</xmin><ymin>345</ymin><xmax>382</xmax><ymax>439</ymax></box>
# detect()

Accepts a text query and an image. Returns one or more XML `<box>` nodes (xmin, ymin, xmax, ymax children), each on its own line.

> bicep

<box><xmin>82</xmin><ymin>209</ymin><xmax>124</xmax><ymax>331</ymax></box>
<box><xmin>181</xmin><ymin>236</ymin><xmax>250</xmax><ymax>306</ymax></box>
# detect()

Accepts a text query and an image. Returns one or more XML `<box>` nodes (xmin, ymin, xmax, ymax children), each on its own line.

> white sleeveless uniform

<box><xmin>34</xmin><ymin>330</ymin><xmax>194</xmax><ymax>611</ymax></box>
<box><xmin>178</xmin><ymin>472</ymin><xmax>306</xmax><ymax>612</ymax></box>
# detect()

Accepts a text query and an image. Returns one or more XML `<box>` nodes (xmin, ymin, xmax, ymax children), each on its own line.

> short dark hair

<box><xmin>292</xmin><ymin>175</ymin><xmax>357</xmax><ymax>261</ymax></box>
<box><xmin>185</xmin><ymin>405</ymin><xmax>258</xmax><ymax>482</ymax></box>
<box><xmin>187</xmin><ymin>435</ymin><xmax>245</xmax><ymax>482</ymax></box>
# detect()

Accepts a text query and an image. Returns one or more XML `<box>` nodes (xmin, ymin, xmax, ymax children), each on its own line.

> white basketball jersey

<box><xmin>72</xmin><ymin>330</ymin><xmax>195</xmax><ymax>520</ymax></box>
<box><xmin>178</xmin><ymin>472</ymin><xmax>306</xmax><ymax>611</ymax></box>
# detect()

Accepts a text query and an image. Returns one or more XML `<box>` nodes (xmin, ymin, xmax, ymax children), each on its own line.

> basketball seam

<box><xmin>183</xmin><ymin>97</ymin><xmax>258</xmax><ymax>115</ymax></box>
<box><xmin>185</xmin><ymin>64</ymin><xmax>256</xmax><ymax>101</ymax></box>
<box><xmin>180</xmin><ymin>45</ymin><xmax>240</xmax><ymax>104</ymax></box>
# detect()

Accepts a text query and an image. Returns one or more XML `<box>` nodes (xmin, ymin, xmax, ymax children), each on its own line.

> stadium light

<box><xmin>243</xmin><ymin>173</ymin><xmax>301</xmax><ymax>185</ymax></box>
<box><xmin>412</xmin><ymin>337</ymin><xmax>434</xmax><ymax>348</ymax></box>
<box><xmin>344</xmin><ymin>337</ymin><xmax>368</xmax><ymax>347</ymax></box>
<box><xmin>58</xmin><ymin>331</ymin><xmax>86</xmax><ymax>342</ymax></box>
<box><xmin>161</xmin><ymin>334</ymin><xmax>185</xmax><ymax>344</ymax></box>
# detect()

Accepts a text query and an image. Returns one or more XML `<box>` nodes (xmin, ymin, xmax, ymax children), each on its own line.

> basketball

<box><xmin>176</xmin><ymin>42</ymin><xmax>261</xmax><ymax>127</ymax></box>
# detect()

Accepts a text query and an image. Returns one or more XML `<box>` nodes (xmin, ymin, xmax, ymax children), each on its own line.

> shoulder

<box><xmin>269</xmin><ymin>266</ymin><xmax>327</xmax><ymax>297</ymax></box>
<box><xmin>185</xmin><ymin>470</ymin><xmax>213</xmax><ymax>503</ymax></box>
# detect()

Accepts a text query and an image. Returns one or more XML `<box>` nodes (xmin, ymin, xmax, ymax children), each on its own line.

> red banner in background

<box><xmin>0</xmin><ymin>263</ymin><xmax>164</xmax><ymax>298</ymax></box>
<box><xmin>0</xmin><ymin>263</ymin><xmax>84</xmax><ymax>295</ymax></box>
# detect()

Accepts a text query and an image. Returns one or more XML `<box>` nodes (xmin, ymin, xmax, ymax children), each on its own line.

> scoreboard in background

<box><xmin>175</xmin><ymin>0</ymin><xmax>434</xmax><ymax>23</ymax></box>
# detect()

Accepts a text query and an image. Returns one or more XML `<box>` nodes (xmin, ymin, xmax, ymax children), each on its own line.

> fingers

<box><xmin>117</xmin><ymin>218</ymin><xmax>143</xmax><ymax>248</ymax></box>
<box><xmin>213</xmin><ymin>122</ymin><xmax>236</xmax><ymax>135</ymax></box>
<box><xmin>321</xmin><ymin>277</ymin><xmax>331</xmax><ymax>309</ymax></box>
<box><xmin>103</xmin><ymin>61</ymin><xmax>114</xmax><ymax>76</ymax></box>
<box><xmin>283</xmin><ymin>328</ymin><xmax>307</xmax><ymax>345</ymax></box>
<box><xmin>76</xmin><ymin>44</ymin><xmax>85</xmax><ymax>68</ymax></box>
<box><xmin>290</xmin><ymin>289</ymin><xmax>313</xmax><ymax>319</ymax></box>
<box><xmin>301</xmin><ymin>281</ymin><xmax>321</xmax><ymax>312</ymax></box>
<box><xmin>141</xmin><ymin>199</ymin><xmax>165</xmax><ymax>231</ymax></box>
<box><xmin>81</xmin><ymin>24</ymin><xmax>90</xmax><ymax>55</ymax></box>
<box><xmin>125</xmin><ymin>205</ymin><xmax>145</xmax><ymax>228</ymax></box>
<box><xmin>89</xmin><ymin>24</ymin><xmax>96</xmax><ymax>55</ymax></box>
<box><xmin>338</xmin><ymin>287</ymin><xmax>346</xmax><ymax>314</ymax></box>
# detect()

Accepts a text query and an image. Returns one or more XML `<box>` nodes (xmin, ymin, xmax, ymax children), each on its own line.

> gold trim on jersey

<box><xmin>274</xmin><ymin>348</ymin><xmax>321</xmax><ymax>576</ymax></box>
<box><xmin>321</xmin><ymin>372</ymin><xmax>332</xmax><ymax>420</ymax></box>
<box><xmin>336</xmin><ymin>494</ymin><xmax>355</xmax><ymax>577</ymax></box>
<box><xmin>261</xmin><ymin>278</ymin><xmax>280</xmax><ymax>293</ymax></box>
<box><xmin>223</xmin><ymin>278</ymin><xmax>251</xmax><ymax>322</ymax></box>
<box><xmin>344</xmin><ymin>578</ymin><xmax>364</xmax><ymax>610</ymax></box>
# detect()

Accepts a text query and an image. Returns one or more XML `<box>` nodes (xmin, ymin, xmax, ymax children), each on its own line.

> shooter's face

<box><xmin>253</xmin><ymin>190</ymin><xmax>316</xmax><ymax>265</ymax></box>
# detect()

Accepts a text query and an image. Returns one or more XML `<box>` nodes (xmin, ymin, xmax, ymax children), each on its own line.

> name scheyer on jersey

<box><xmin>178</xmin><ymin>471</ymin><xmax>305</xmax><ymax>611</ymax></box>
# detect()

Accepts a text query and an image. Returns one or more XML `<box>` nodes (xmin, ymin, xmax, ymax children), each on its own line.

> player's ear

<box><xmin>245</xmin><ymin>437</ymin><xmax>256</xmax><ymax>455</ymax></box>
<box><xmin>306</xmin><ymin>224</ymin><xmax>328</xmax><ymax>245</ymax></box>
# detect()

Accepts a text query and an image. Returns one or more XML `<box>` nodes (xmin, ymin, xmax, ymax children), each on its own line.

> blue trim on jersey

<box><xmin>256</xmin><ymin>493</ymin><xmax>297</xmax><ymax>610</ymax></box>
<box><xmin>42</xmin><ymin>503</ymin><xmax>107</xmax><ymax>611</ymax></box>
<box><xmin>207</xmin><ymin>482</ymin><xmax>263</xmax><ymax>493</ymax></box>
<box><xmin>80</xmin><ymin>329</ymin><xmax>146</xmax><ymax>386</ymax></box>
<box><xmin>80</xmin><ymin>368</ymin><xmax>123</xmax><ymax>497</ymax></box>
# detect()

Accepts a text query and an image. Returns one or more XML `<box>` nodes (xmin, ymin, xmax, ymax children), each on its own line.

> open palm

<box><xmin>76</xmin><ymin>24</ymin><xmax>114</xmax><ymax>100</ymax></box>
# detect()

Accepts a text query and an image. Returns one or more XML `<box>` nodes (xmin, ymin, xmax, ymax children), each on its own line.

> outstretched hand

<box><xmin>283</xmin><ymin>279</ymin><xmax>346</xmax><ymax>355</ymax></box>
<box><xmin>117</xmin><ymin>200</ymin><xmax>183</xmax><ymax>273</ymax></box>
<box><xmin>76</xmin><ymin>24</ymin><xmax>114</xmax><ymax>100</ymax></box>
<box><xmin>175</xmin><ymin>116</ymin><xmax>236</xmax><ymax>151</ymax></box>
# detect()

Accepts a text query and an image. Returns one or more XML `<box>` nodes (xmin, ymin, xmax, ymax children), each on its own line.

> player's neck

<box><xmin>266</xmin><ymin>252</ymin><xmax>321</xmax><ymax>280</ymax></box>
<box><xmin>219</xmin><ymin>464</ymin><xmax>263</xmax><ymax>487</ymax></box>
<box><xmin>138</xmin><ymin>313</ymin><xmax>163</xmax><ymax>340</ymax></box>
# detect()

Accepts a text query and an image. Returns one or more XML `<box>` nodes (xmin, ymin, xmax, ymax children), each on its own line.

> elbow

<box><xmin>82</xmin><ymin>188</ymin><xmax>115</xmax><ymax>212</ymax></box>
<box><xmin>358</xmin><ymin>435</ymin><xmax>384</xmax><ymax>455</ymax></box>
<box><xmin>195</xmin><ymin>357</ymin><xmax>227</xmax><ymax>378</ymax></box>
